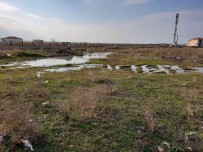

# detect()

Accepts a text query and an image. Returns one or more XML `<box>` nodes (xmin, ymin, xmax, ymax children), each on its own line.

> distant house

<box><xmin>187</xmin><ymin>38</ymin><xmax>203</xmax><ymax>47</ymax></box>
<box><xmin>0</xmin><ymin>36</ymin><xmax>23</xmax><ymax>44</ymax></box>
<box><xmin>33</xmin><ymin>39</ymin><xmax>44</xmax><ymax>45</ymax></box>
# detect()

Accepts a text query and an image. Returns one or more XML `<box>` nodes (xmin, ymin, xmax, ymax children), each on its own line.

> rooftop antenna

<box><xmin>173</xmin><ymin>13</ymin><xmax>179</xmax><ymax>47</ymax></box>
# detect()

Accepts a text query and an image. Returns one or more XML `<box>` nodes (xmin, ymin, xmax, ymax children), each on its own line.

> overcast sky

<box><xmin>0</xmin><ymin>0</ymin><xmax>203</xmax><ymax>43</ymax></box>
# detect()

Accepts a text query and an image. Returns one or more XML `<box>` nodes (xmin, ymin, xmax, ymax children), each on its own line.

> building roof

<box><xmin>2</xmin><ymin>36</ymin><xmax>23</xmax><ymax>40</ymax></box>
<box><xmin>189</xmin><ymin>37</ymin><xmax>203</xmax><ymax>41</ymax></box>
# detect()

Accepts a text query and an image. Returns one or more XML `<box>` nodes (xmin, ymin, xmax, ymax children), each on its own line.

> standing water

<box><xmin>0</xmin><ymin>52</ymin><xmax>112</xmax><ymax>68</ymax></box>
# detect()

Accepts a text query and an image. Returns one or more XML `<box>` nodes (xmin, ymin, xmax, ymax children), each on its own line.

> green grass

<box><xmin>0</xmin><ymin>50</ymin><xmax>48</xmax><ymax>64</ymax></box>
<box><xmin>0</xmin><ymin>48</ymin><xmax>203</xmax><ymax>151</ymax></box>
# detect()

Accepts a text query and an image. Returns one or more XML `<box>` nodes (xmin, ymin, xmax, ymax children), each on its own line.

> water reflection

<box><xmin>0</xmin><ymin>52</ymin><xmax>112</xmax><ymax>68</ymax></box>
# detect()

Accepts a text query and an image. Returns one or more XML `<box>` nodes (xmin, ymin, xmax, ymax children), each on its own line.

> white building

<box><xmin>0</xmin><ymin>36</ymin><xmax>23</xmax><ymax>44</ymax></box>
<box><xmin>187</xmin><ymin>38</ymin><xmax>203</xmax><ymax>47</ymax></box>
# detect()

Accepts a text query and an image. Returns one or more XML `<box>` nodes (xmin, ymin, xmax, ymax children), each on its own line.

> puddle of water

<box><xmin>0</xmin><ymin>52</ymin><xmax>112</xmax><ymax>68</ymax></box>
<box><xmin>1</xmin><ymin>62</ymin><xmax>19</xmax><ymax>67</ymax></box>
<box><xmin>1</xmin><ymin>51</ymin><xmax>202</xmax><ymax>75</ymax></box>
<box><xmin>171</xmin><ymin>65</ymin><xmax>184</xmax><ymax>74</ymax></box>
<box><xmin>141</xmin><ymin>65</ymin><xmax>158</xmax><ymax>74</ymax></box>
<box><xmin>140</xmin><ymin>65</ymin><xmax>195</xmax><ymax>74</ymax></box>
<box><xmin>115</xmin><ymin>65</ymin><xmax>120</xmax><ymax>70</ymax></box>
<box><xmin>107</xmin><ymin>65</ymin><xmax>113</xmax><ymax>70</ymax></box>
<box><xmin>163</xmin><ymin>65</ymin><xmax>171</xmax><ymax>69</ymax></box>
<box><xmin>154</xmin><ymin>65</ymin><xmax>170</xmax><ymax>75</ymax></box>
<box><xmin>45</xmin><ymin>64</ymin><xmax>203</xmax><ymax>74</ymax></box>
<box><xmin>141</xmin><ymin>65</ymin><xmax>149</xmax><ymax>73</ymax></box>
<box><xmin>9</xmin><ymin>67</ymin><xmax>26</xmax><ymax>69</ymax></box>
<box><xmin>193</xmin><ymin>67</ymin><xmax>203</xmax><ymax>73</ymax></box>
<box><xmin>22</xmin><ymin>58</ymin><xmax>71</xmax><ymax>67</ymax></box>
<box><xmin>44</xmin><ymin>67</ymin><xmax>83</xmax><ymax>72</ymax></box>
<box><xmin>130</xmin><ymin>65</ymin><xmax>137</xmax><ymax>72</ymax></box>
<box><xmin>141</xmin><ymin>65</ymin><xmax>198</xmax><ymax>74</ymax></box>
<box><xmin>43</xmin><ymin>64</ymin><xmax>103</xmax><ymax>72</ymax></box>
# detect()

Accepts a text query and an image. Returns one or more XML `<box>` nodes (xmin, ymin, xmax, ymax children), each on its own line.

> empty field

<box><xmin>0</xmin><ymin>47</ymin><xmax>203</xmax><ymax>152</ymax></box>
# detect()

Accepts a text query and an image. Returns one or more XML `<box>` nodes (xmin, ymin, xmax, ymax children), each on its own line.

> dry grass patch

<box><xmin>178</xmin><ymin>87</ymin><xmax>203</xmax><ymax>125</ymax></box>
<box><xmin>179</xmin><ymin>88</ymin><xmax>200</xmax><ymax>103</ymax></box>
<box><xmin>0</xmin><ymin>51</ymin><xmax>8</xmax><ymax>57</ymax></box>
<box><xmin>0</xmin><ymin>101</ymin><xmax>42</xmax><ymax>151</ymax></box>
<box><xmin>58</xmin><ymin>84</ymin><xmax>112</xmax><ymax>119</ymax></box>
<box><xmin>143</xmin><ymin>107</ymin><xmax>157</xmax><ymax>132</ymax></box>
<box><xmin>19</xmin><ymin>84</ymin><xmax>49</xmax><ymax>101</ymax></box>
<box><xmin>0</xmin><ymin>102</ymin><xmax>35</xmax><ymax>133</ymax></box>
<box><xmin>105</xmin><ymin>47</ymin><xmax>203</xmax><ymax>65</ymax></box>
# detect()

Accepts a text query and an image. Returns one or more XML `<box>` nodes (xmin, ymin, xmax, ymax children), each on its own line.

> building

<box><xmin>187</xmin><ymin>38</ymin><xmax>203</xmax><ymax>47</ymax></box>
<box><xmin>33</xmin><ymin>39</ymin><xmax>44</xmax><ymax>45</ymax></box>
<box><xmin>0</xmin><ymin>36</ymin><xmax>23</xmax><ymax>44</ymax></box>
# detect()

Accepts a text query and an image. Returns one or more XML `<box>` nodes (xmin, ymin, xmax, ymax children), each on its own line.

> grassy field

<box><xmin>0</xmin><ymin>47</ymin><xmax>203</xmax><ymax>152</ymax></box>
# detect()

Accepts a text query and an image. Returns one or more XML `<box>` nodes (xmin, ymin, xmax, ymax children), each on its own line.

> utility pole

<box><xmin>173</xmin><ymin>13</ymin><xmax>179</xmax><ymax>47</ymax></box>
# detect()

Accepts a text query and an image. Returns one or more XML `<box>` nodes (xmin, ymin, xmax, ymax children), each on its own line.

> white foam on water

<box><xmin>44</xmin><ymin>67</ymin><xmax>83</xmax><ymax>72</ymax></box>
<box><xmin>115</xmin><ymin>65</ymin><xmax>120</xmax><ymax>70</ymax></box>
<box><xmin>107</xmin><ymin>65</ymin><xmax>113</xmax><ymax>70</ymax></box>
<box><xmin>9</xmin><ymin>67</ymin><xmax>26</xmax><ymax>69</ymax></box>
<box><xmin>130</xmin><ymin>65</ymin><xmax>137</xmax><ymax>72</ymax></box>
<box><xmin>43</xmin><ymin>64</ymin><xmax>103</xmax><ymax>73</ymax></box>
<box><xmin>141</xmin><ymin>65</ymin><xmax>150</xmax><ymax>73</ymax></box>
<box><xmin>171</xmin><ymin>65</ymin><xmax>184</xmax><ymax>74</ymax></box>
<box><xmin>193</xmin><ymin>67</ymin><xmax>203</xmax><ymax>73</ymax></box>
<box><xmin>153</xmin><ymin>65</ymin><xmax>170</xmax><ymax>75</ymax></box>
<box><xmin>0</xmin><ymin>52</ymin><xmax>112</xmax><ymax>68</ymax></box>
<box><xmin>141</xmin><ymin>65</ymin><xmax>158</xmax><ymax>73</ymax></box>
<box><xmin>22</xmin><ymin>58</ymin><xmax>69</xmax><ymax>67</ymax></box>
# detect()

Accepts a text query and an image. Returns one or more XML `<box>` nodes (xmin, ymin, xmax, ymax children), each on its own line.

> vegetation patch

<box><xmin>0</xmin><ymin>47</ymin><xmax>203</xmax><ymax>151</ymax></box>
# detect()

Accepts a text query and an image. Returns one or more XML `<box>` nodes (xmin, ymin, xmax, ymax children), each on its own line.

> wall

<box><xmin>187</xmin><ymin>39</ymin><xmax>199</xmax><ymax>47</ymax></box>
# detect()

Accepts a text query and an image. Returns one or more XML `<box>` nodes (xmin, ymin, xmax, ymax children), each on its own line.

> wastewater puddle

<box><xmin>43</xmin><ymin>64</ymin><xmax>103</xmax><ymax>72</ymax></box>
<box><xmin>0</xmin><ymin>52</ymin><xmax>202</xmax><ymax>74</ymax></box>
<box><xmin>104</xmin><ymin>65</ymin><xmax>203</xmax><ymax>74</ymax></box>
<box><xmin>193</xmin><ymin>67</ymin><xmax>203</xmax><ymax>73</ymax></box>
<box><xmin>0</xmin><ymin>52</ymin><xmax>112</xmax><ymax>68</ymax></box>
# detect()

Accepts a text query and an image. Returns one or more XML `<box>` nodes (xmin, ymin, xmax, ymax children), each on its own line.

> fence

<box><xmin>0</xmin><ymin>41</ymin><xmax>170</xmax><ymax>50</ymax></box>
